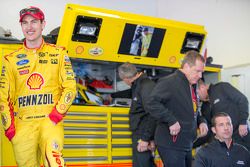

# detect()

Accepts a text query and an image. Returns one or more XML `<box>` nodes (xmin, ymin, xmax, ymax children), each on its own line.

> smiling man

<box><xmin>0</xmin><ymin>6</ymin><xmax>76</xmax><ymax>167</ymax></box>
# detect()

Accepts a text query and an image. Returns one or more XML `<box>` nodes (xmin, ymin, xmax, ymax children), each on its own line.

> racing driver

<box><xmin>0</xmin><ymin>6</ymin><xmax>76</xmax><ymax>166</ymax></box>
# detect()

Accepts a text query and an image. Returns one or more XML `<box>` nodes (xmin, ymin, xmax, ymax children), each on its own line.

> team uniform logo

<box><xmin>19</xmin><ymin>69</ymin><xmax>29</xmax><ymax>75</ymax></box>
<box><xmin>26</xmin><ymin>73</ymin><xmax>44</xmax><ymax>90</ymax></box>
<box><xmin>16</xmin><ymin>59</ymin><xmax>29</xmax><ymax>66</ymax></box>
<box><xmin>16</xmin><ymin>54</ymin><xmax>27</xmax><ymax>59</ymax></box>
<box><xmin>65</xmin><ymin>92</ymin><xmax>74</xmax><ymax>104</ymax></box>
<box><xmin>18</xmin><ymin>94</ymin><xmax>54</xmax><ymax>107</ymax></box>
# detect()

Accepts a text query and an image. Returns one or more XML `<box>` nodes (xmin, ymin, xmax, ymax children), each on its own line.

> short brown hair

<box><xmin>181</xmin><ymin>50</ymin><xmax>205</xmax><ymax>68</ymax></box>
<box><xmin>211</xmin><ymin>112</ymin><xmax>230</xmax><ymax>127</ymax></box>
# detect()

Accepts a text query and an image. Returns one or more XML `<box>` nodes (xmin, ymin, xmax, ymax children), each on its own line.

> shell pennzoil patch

<box><xmin>65</xmin><ymin>92</ymin><xmax>73</xmax><ymax>104</ymax></box>
<box><xmin>26</xmin><ymin>73</ymin><xmax>44</xmax><ymax>90</ymax></box>
<box><xmin>89</xmin><ymin>47</ymin><xmax>103</xmax><ymax>56</ymax></box>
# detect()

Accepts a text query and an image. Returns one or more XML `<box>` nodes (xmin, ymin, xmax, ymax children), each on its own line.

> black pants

<box><xmin>157</xmin><ymin>146</ymin><xmax>192</xmax><ymax>167</ymax></box>
<box><xmin>132</xmin><ymin>134</ymin><xmax>156</xmax><ymax>167</ymax></box>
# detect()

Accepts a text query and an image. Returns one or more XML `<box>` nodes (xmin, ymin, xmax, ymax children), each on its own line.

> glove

<box><xmin>49</xmin><ymin>107</ymin><xmax>64</xmax><ymax>124</ymax></box>
<box><xmin>5</xmin><ymin>124</ymin><xmax>15</xmax><ymax>141</ymax></box>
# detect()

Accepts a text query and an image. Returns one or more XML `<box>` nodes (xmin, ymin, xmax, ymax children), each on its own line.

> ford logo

<box><xmin>16</xmin><ymin>59</ymin><xmax>29</xmax><ymax>66</ymax></box>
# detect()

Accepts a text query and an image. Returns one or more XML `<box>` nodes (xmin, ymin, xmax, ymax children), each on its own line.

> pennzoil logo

<box><xmin>26</xmin><ymin>73</ymin><xmax>44</xmax><ymax>90</ymax></box>
<box><xmin>18</xmin><ymin>94</ymin><xmax>53</xmax><ymax>107</ymax></box>
<box><xmin>89</xmin><ymin>47</ymin><xmax>103</xmax><ymax>56</ymax></box>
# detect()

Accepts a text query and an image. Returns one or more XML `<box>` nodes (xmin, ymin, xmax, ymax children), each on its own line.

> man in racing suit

<box><xmin>0</xmin><ymin>6</ymin><xmax>76</xmax><ymax>167</ymax></box>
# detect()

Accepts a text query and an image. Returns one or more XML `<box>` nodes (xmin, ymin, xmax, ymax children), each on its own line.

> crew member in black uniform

<box><xmin>146</xmin><ymin>50</ymin><xmax>208</xmax><ymax>167</ymax></box>
<box><xmin>115</xmin><ymin>62</ymin><xmax>156</xmax><ymax>167</ymax></box>
<box><xmin>194</xmin><ymin>112</ymin><xmax>250</xmax><ymax>167</ymax></box>
<box><xmin>197</xmin><ymin>80</ymin><xmax>250</xmax><ymax>151</ymax></box>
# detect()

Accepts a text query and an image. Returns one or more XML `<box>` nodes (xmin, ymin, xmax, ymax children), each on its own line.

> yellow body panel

<box><xmin>57</xmin><ymin>4</ymin><xmax>210</xmax><ymax>69</ymax></box>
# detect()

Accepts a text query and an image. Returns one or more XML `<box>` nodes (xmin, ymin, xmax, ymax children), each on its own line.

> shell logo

<box><xmin>26</xmin><ymin>73</ymin><xmax>44</xmax><ymax>90</ymax></box>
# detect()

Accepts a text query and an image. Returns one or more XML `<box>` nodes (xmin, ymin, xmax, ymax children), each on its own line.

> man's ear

<box><xmin>211</xmin><ymin>127</ymin><xmax>216</xmax><ymax>134</ymax></box>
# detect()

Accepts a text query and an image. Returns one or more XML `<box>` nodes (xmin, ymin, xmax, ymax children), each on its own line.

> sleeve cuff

<box><xmin>49</xmin><ymin>107</ymin><xmax>64</xmax><ymax>124</ymax></box>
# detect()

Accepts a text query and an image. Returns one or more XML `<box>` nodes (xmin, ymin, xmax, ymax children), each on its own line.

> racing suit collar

<box><xmin>23</xmin><ymin>38</ymin><xmax>45</xmax><ymax>51</ymax></box>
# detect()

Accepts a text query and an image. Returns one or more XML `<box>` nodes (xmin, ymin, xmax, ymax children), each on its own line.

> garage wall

<box><xmin>157</xmin><ymin>0</ymin><xmax>250</xmax><ymax>67</ymax></box>
<box><xmin>1</xmin><ymin>0</ymin><xmax>250</xmax><ymax>67</ymax></box>
<box><xmin>0</xmin><ymin>0</ymin><xmax>157</xmax><ymax>40</ymax></box>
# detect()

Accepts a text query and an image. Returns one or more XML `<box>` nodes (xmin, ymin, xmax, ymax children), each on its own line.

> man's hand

<box><xmin>169</xmin><ymin>121</ymin><xmax>181</xmax><ymax>136</ymax></box>
<box><xmin>147</xmin><ymin>140</ymin><xmax>156</xmax><ymax>151</ymax></box>
<box><xmin>49</xmin><ymin>107</ymin><xmax>64</xmax><ymax>124</ymax></box>
<box><xmin>239</xmin><ymin>124</ymin><xmax>248</xmax><ymax>137</ymax></box>
<box><xmin>198</xmin><ymin>122</ymin><xmax>208</xmax><ymax>138</ymax></box>
<box><xmin>137</xmin><ymin>140</ymin><xmax>149</xmax><ymax>152</ymax></box>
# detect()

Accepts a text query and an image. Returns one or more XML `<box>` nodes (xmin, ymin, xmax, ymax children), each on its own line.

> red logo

<box><xmin>52</xmin><ymin>151</ymin><xmax>63</xmax><ymax>167</ymax></box>
<box><xmin>19</xmin><ymin>69</ymin><xmax>29</xmax><ymax>75</ymax></box>
<box><xmin>26</xmin><ymin>73</ymin><xmax>44</xmax><ymax>90</ymax></box>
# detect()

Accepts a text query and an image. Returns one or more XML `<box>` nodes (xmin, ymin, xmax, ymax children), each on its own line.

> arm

<box><xmin>49</xmin><ymin>50</ymin><xmax>77</xmax><ymax>124</ymax></box>
<box><xmin>137</xmin><ymin>79</ymin><xmax>156</xmax><ymax>152</ymax></box>
<box><xmin>111</xmin><ymin>89</ymin><xmax>132</xmax><ymax>98</ymax></box>
<box><xmin>222</xmin><ymin>83</ymin><xmax>249</xmax><ymax>136</ymax></box>
<box><xmin>0</xmin><ymin>56</ymin><xmax>16</xmax><ymax>141</ymax></box>
<box><xmin>145</xmin><ymin>78</ymin><xmax>177</xmax><ymax>126</ymax></box>
<box><xmin>223</xmin><ymin>83</ymin><xmax>249</xmax><ymax>125</ymax></box>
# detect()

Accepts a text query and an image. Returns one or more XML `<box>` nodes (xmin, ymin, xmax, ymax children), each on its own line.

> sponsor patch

<box><xmin>213</xmin><ymin>98</ymin><xmax>220</xmax><ymax>105</ymax></box>
<box><xmin>16</xmin><ymin>59</ymin><xmax>29</xmax><ymax>66</ymax></box>
<box><xmin>49</xmin><ymin>54</ymin><xmax>59</xmax><ymax>57</ymax></box>
<box><xmin>65</xmin><ymin>92</ymin><xmax>73</xmax><ymax>104</ymax></box>
<box><xmin>1</xmin><ymin>113</ymin><xmax>7</xmax><ymax>127</ymax></box>
<box><xmin>0</xmin><ymin>105</ymin><xmax>4</xmax><ymax>111</ymax></box>
<box><xmin>52</xmin><ymin>140</ymin><xmax>59</xmax><ymax>150</ymax></box>
<box><xmin>89</xmin><ymin>47</ymin><xmax>103</xmax><ymax>56</ymax></box>
<box><xmin>1</xmin><ymin>66</ymin><xmax>6</xmax><ymax>74</ymax></box>
<box><xmin>39</xmin><ymin>52</ymin><xmax>46</xmax><ymax>57</ymax></box>
<box><xmin>19</xmin><ymin>69</ymin><xmax>29</xmax><ymax>75</ymax></box>
<box><xmin>16</xmin><ymin>54</ymin><xmax>27</xmax><ymax>59</ymax></box>
<box><xmin>26</xmin><ymin>73</ymin><xmax>44</xmax><ymax>90</ymax></box>
<box><xmin>52</xmin><ymin>151</ymin><xmax>63</xmax><ymax>167</ymax></box>
<box><xmin>39</xmin><ymin>60</ymin><xmax>48</xmax><ymax>64</ymax></box>
<box><xmin>18</xmin><ymin>94</ymin><xmax>53</xmax><ymax>107</ymax></box>
<box><xmin>51</xmin><ymin>59</ymin><xmax>58</xmax><ymax>64</ymax></box>
<box><xmin>59</xmin><ymin>104</ymin><xmax>66</xmax><ymax>111</ymax></box>
<box><xmin>17</xmin><ymin>65</ymin><xmax>30</xmax><ymax>70</ymax></box>
<box><xmin>236</xmin><ymin>160</ymin><xmax>245</xmax><ymax>165</ymax></box>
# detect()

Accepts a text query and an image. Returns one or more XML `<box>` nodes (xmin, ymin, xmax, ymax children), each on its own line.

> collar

<box><xmin>175</xmin><ymin>69</ymin><xmax>190</xmax><ymax>86</ymax></box>
<box><xmin>23</xmin><ymin>38</ymin><xmax>45</xmax><ymax>52</ymax></box>
<box><xmin>215</xmin><ymin>138</ymin><xmax>233</xmax><ymax>150</ymax></box>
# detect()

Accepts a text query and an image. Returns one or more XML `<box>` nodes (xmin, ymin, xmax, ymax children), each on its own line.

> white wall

<box><xmin>221</xmin><ymin>64</ymin><xmax>250</xmax><ymax>116</ymax></box>
<box><xmin>157</xmin><ymin>0</ymin><xmax>250</xmax><ymax>67</ymax></box>
<box><xmin>0</xmin><ymin>0</ymin><xmax>157</xmax><ymax>39</ymax></box>
<box><xmin>1</xmin><ymin>0</ymin><xmax>250</xmax><ymax>68</ymax></box>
